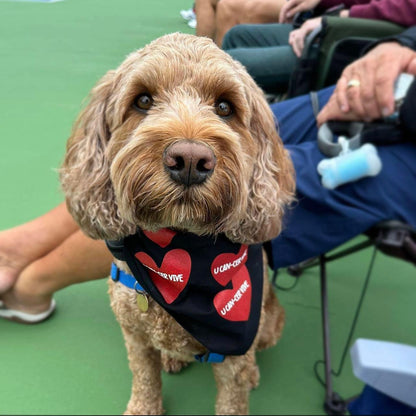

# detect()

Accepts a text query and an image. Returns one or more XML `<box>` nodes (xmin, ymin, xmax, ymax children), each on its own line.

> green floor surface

<box><xmin>1</xmin><ymin>1</ymin><xmax>415</xmax><ymax>415</ymax></box>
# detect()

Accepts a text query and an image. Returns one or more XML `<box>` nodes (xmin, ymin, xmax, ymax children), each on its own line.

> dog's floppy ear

<box><xmin>233</xmin><ymin>82</ymin><xmax>295</xmax><ymax>244</ymax></box>
<box><xmin>60</xmin><ymin>70</ymin><xmax>135</xmax><ymax>240</ymax></box>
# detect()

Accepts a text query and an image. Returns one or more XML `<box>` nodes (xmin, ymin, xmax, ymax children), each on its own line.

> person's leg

<box><xmin>223</xmin><ymin>24</ymin><xmax>297</xmax><ymax>93</ymax></box>
<box><xmin>228</xmin><ymin>45</ymin><xmax>297</xmax><ymax>93</ymax></box>
<box><xmin>0</xmin><ymin>202</ymin><xmax>79</xmax><ymax>294</ymax></box>
<box><xmin>215</xmin><ymin>0</ymin><xmax>286</xmax><ymax>46</ymax></box>
<box><xmin>1</xmin><ymin>230</ymin><xmax>112</xmax><ymax>315</ymax></box>
<box><xmin>268</xmin><ymin>87</ymin><xmax>416</xmax><ymax>269</ymax></box>
<box><xmin>222</xmin><ymin>22</ymin><xmax>293</xmax><ymax>49</ymax></box>
<box><xmin>195</xmin><ymin>0</ymin><xmax>219</xmax><ymax>39</ymax></box>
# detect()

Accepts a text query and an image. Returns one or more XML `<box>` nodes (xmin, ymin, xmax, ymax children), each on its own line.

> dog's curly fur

<box><xmin>60</xmin><ymin>33</ymin><xmax>295</xmax><ymax>415</ymax></box>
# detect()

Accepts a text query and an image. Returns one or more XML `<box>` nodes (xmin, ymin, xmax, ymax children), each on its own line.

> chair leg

<box><xmin>319</xmin><ymin>255</ymin><xmax>347</xmax><ymax>415</ymax></box>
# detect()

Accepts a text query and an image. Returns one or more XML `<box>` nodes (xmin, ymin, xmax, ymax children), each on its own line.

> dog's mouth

<box><xmin>133</xmin><ymin>184</ymin><xmax>236</xmax><ymax>235</ymax></box>
<box><xmin>113</xmin><ymin>164</ymin><xmax>241</xmax><ymax>237</ymax></box>
<box><xmin>111</xmin><ymin>137</ymin><xmax>247</xmax><ymax>236</ymax></box>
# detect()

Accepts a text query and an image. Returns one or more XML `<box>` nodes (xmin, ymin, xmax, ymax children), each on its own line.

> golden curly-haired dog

<box><xmin>60</xmin><ymin>33</ymin><xmax>294</xmax><ymax>415</ymax></box>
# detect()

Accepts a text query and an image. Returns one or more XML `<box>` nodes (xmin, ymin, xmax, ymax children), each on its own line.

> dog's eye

<box><xmin>215</xmin><ymin>100</ymin><xmax>233</xmax><ymax>118</ymax></box>
<box><xmin>133</xmin><ymin>93</ymin><xmax>153</xmax><ymax>112</ymax></box>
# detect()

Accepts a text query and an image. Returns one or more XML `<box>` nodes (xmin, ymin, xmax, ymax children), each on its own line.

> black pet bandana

<box><xmin>106</xmin><ymin>228</ymin><xmax>264</xmax><ymax>356</ymax></box>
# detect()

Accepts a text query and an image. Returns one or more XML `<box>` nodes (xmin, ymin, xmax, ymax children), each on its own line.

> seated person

<box><xmin>222</xmin><ymin>0</ymin><xmax>416</xmax><ymax>94</ymax></box>
<box><xmin>269</xmin><ymin>27</ymin><xmax>416</xmax><ymax>268</ymax></box>
<box><xmin>1</xmin><ymin>26</ymin><xmax>415</xmax><ymax>322</ymax></box>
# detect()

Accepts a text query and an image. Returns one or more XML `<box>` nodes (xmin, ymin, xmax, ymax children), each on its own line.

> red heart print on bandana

<box><xmin>142</xmin><ymin>228</ymin><xmax>177</xmax><ymax>248</ymax></box>
<box><xmin>135</xmin><ymin>249</ymin><xmax>191</xmax><ymax>304</ymax></box>
<box><xmin>211</xmin><ymin>245</ymin><xmax>248</xmax><ymax>286</ymax></box>
<box><xmin>213</xmin><ymin>268</ymin><xmax>251</xmax><ymax>321</ymax></box>
<box><xmin>211</xmin><ymin>245</ymin><xmax>252</xmax><ymax>322</ymax></box>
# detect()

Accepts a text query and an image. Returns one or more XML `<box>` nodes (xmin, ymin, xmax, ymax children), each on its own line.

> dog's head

<box><xmin>60</xmin><ymin>33</ymin><xmax>294</xmax><ymax>244</ymax></box>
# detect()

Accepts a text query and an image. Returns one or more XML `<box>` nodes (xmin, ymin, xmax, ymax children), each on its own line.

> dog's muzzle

<box><xmin>163</xmin><ymin>140</ymin><xmax>216</xmax><ymax>186</ymax></box>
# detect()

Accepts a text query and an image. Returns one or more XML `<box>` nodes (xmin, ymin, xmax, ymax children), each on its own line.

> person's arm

<box><xmin>279</xmin><ymin>0</ymin><xmax>321</xmax><ymax>23</ymax></box>
<box><xmin>318</xmin><ymin>0</ymin><xmax>416</xmax><ymax>27</ymax></box>
<box><xmin>289</xmin><ymin>17</ymin><xmax>324</xmax><ymax>57</ymax></box>
<box><xmin>372</xmin><ymin>26</ymin><xmax>416</xmax><ymax>51</ymax></box>
<box><xmin>317</xmin><ymin>0</ymin><xmax>369</xmax><ymax>11</ymax></box>
<box><xmin>288</xmin><ymin>4</ymin><xmax>354</xmax><ymax>57</ymax></box>
<box><xmin>317</xmin><ymin>28</ymin><xmax>416</xmax><ymax>124</ymax></box>
<box><xmin>348</xmin><ymin>0</ymin><xmax>416</xmax><ymax>27</ymax></box>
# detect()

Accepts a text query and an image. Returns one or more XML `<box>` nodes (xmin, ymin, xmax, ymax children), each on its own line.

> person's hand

<box><xmin>317</xmin><ymin>42</ymin><xmax>416</xmax><ymax>125</ymax></box>
<box><xmin>288</xmin><ymin>17</ymin><xmax>322</xmax><ymax>57</ymax></box>
<box><xmin>279</xmin><ymin>0</ymin><xmax>321</xmax><ymax>23</ymax></box>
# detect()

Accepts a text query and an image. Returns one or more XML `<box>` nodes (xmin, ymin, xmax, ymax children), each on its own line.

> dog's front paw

<box><xmin>161</xmin><ymin>352</ymin><xmax>189</xmax><ymax>374</ymax></box>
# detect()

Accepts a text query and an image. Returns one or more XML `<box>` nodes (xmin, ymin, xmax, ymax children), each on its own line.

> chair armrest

<box><xmin>315</xmin><ymin>17</ymin><xmax>405</xmax><ymax>89</ymax></box>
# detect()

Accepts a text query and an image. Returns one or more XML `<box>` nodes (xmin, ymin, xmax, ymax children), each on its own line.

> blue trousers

<box><xmin>348</xmin><ymin>385</ymin><xmax>416</xmax><ymax>415</ymax></box>
<box><xmin>269</xmin><ymin>87</ymin><xmax>416</xmax><ymax>269</ymax></box>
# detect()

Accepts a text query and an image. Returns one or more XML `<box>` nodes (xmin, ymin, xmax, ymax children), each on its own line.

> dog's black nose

<box><xmin>163</xmin><ymin>140</ymin><xmax>216</xmax><ymax>186</ymax></box>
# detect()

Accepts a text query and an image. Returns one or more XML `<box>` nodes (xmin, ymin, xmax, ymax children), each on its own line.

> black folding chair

<box><xmin>270</xmin><ymin>115</ymin><xmax>416</xmax><ymax>415</ymax></box>
<box><xmin>281</xmin><ymin>220</ymin><xmax>416</xmax><ymax>414</ymax></box>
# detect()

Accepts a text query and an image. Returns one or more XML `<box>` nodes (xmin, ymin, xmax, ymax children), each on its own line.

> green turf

<box><xmin>1</xmin><ymin>1</ymin><xmax>415</xmax><ymax>415</ymax></box>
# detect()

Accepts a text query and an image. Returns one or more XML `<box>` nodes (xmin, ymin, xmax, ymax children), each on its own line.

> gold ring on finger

<box><xmin>347</xmin><ymin>79</ymin><xmax>361</xmax><ymax>89</ymax></box>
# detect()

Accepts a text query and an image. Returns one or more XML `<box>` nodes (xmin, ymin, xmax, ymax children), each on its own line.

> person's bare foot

<box><xmin>0</xmin><ymin>230</ymin><xmax>33</xmax><ymax>294</ymax></box>
<box><xmin>0</xmin><ymin>263</ymin><xmax>21</xmax><ymax>294</ymax></box>
<box><xmin>0</xmin><ymin>286</ymin><xmax>53</xmax><ymax>316</ymax></box>
<box><xmin>0</xmin><ymin>256</ymin><xmax>55</xmax><ymax>315</ymax></box>
<box><xmin>0</xmin><ymin>203</ymin><xmax>79</xmax><ymax>295</ymax></box>
<box><xmin>0</xmin><ymin>218</ymin><xmax>110</xmax><ymax>318</ymax></box>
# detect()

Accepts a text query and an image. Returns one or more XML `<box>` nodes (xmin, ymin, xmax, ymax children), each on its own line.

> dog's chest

<box><xmin>108</xmin><ymin>229</ymin><xmax>264</xmax><ymax>356</ymax></box>
<box><xmin>111</xmin><ymin>283</ymin><xmax>205</xmax><ymax>357</ymax></box>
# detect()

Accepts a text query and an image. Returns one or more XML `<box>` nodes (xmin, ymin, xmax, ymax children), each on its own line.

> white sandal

<box><xmin>0</xmin><ymin>299</ymin><xmax>56</xmax><ymax>324</ymax></box>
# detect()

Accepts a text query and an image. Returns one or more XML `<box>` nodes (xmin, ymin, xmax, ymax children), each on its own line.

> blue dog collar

<box><xmin>110</xmin><ymin>263</ymin><xmax>146</xmax><ymax>293</ymax></box>
<box><xmin>110</xmin><ymin>262</ymin><xmax>225</xmax><ymax>364</ymax></box>
<box><xmin>194</xmin><ymin>352</ymin><xmax>225</xmax><ymax>363</ymax></box>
